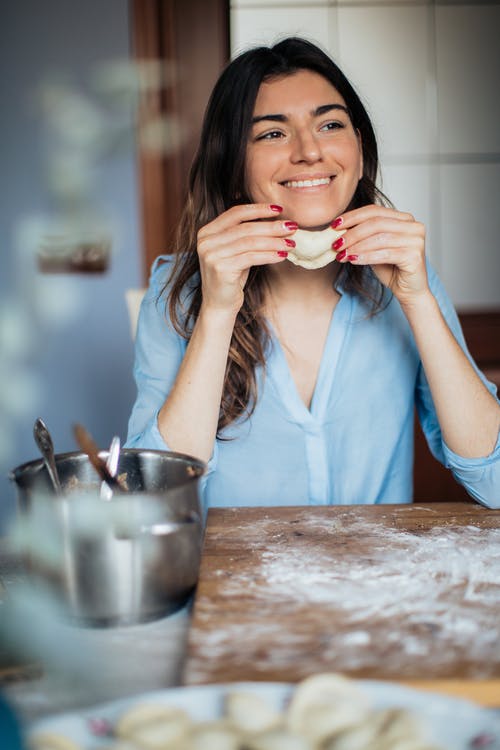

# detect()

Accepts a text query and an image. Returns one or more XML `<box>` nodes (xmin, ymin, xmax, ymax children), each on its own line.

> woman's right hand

<box><xmin>196</xmin><ymin>203</ymin><xmax>297</xmax><ymax>316</ymax></box>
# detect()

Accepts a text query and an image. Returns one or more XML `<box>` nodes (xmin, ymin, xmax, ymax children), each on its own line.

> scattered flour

<box><xmin>187</xmin><ymin>516</ymin><xmax>500</xmax><ymax>681</ymax></box>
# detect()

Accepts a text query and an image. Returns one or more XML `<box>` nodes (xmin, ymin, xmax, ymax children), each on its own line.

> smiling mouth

<box><xmin>282</xmin><ymin>176</ymin><xmax>332</xmax><ymax>188</ymax></box>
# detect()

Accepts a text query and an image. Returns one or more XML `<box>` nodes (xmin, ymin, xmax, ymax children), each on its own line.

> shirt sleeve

<box><xmin>125</xmin><ymin>256</ymin><xmax>218</xmax><ymax>476</ymax></box>
<box><xmin>415</xmin><ymin>263</ymin><xmax>500</xmax><ymax>508</ymax></box>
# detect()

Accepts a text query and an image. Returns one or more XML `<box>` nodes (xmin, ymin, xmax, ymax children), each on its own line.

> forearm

<box><xmin>402</xmin><ymin>292</ymin><xmax>500</xmax><ymax>458</ymax></box>
<box><xmin>157</xmin><ymin>306</ymin><xmax>236</xmax><ymax>462</ymax></box>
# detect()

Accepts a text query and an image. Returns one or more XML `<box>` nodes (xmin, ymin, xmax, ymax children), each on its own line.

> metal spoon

<box><xmin>100</xmin><ymin>435</ymin><xmax>121</xmax><ymax>500</ymax></box>
<box><xmin>33</xmin><ymin>417</ymin><xmax>62</xmax><ymax>494</ymax></box>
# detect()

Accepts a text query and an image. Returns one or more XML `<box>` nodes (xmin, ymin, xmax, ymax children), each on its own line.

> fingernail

<box><xmin>336</xmin><ymin>250</ymin><xmax>346</xmax><ymax>262</ymax></box>
<box><xmin>284</xmin><ymin>238</ymin><xmax>296</xmax><ymax>248</ymax></box>
<box><xmin>283</xmin><ymin>221</ymin><xmax>298</xmax><ymax>230</ymax></box>
<box><xmin>270</xmin><ymin>204</ymin><xmax>283</xmax><ymax>212</ymax></box>
<box><xmin>332</xmin><ymin>217</ymin><xmax>343</xmax><ymax>229</ymax></box>
<box><xmin>347</xmin><ymin>254</ymin><xmax>358</xmax><ymax>262</ymax></box>
<box><xmin>277</xmin><ymin>250</ymin><xmax>288</xmax><ymax>258</ymax></box>
<box><xmin>332</xmin><ymin>237</ymin><xmax>345</xmax><ymax>251</ymax></box>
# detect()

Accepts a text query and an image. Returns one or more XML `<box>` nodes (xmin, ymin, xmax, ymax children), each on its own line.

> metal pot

<box><xmin>9</xmin><ymin>449</ymin><xmax>206</xmax><ymax>626</ymax></box>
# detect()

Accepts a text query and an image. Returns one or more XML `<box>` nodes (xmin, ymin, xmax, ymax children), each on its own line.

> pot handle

<box><xmin>140</xmin><ymin>521</ymin><xmax>187</xmax><ymax>536</ymax></box>
<box><xmin>116</xmin><ymin>510</ymin><xmax>201</xmax><ymax>539</ymax></box>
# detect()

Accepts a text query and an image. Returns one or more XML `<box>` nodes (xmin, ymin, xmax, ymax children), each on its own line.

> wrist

<box><xmin>197</xmin><ymin>303</ymin><xmax>239</xmax><ymax>331</ymax></box>
<box><xmin>398</xmin><ymin>289</ymin><xmax>438</xmax><ymax>319</ymax></box>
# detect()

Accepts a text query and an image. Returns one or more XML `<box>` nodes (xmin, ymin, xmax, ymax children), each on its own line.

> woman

<box><xmin>126</xmin><ymin>37</ymin><xmax>500</xmax><ymax>509</ymax></box>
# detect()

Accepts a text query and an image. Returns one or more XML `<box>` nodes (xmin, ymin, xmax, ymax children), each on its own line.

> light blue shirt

<box><xmin>126</xmin><ymin>256</ymin><xmax>500</xmax><ymax>510</ymax></box>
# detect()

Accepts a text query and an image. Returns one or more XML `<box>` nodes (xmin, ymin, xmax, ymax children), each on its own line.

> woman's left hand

<box><xmin>334</xmin><ymin>205</ymin><xmax>428</xmax><ymax>307</ymax></box>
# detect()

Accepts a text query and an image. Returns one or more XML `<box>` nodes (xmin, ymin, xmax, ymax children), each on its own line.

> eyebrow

<box><xmin>251</xmin><ymin>103</ymin><xmax>350</xmax><ymax>125</ymax></box>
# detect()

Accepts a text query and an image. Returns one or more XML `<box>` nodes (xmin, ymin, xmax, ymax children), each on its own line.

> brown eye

<box><xmin>320</xmin><ymin>121</ymin><xmax>345</xmax><ymax>132</ymax></box>
<box><xmin>256</xmin><ymin>130</ymin><xmax>284</xmax><ymax>141</ymax></box>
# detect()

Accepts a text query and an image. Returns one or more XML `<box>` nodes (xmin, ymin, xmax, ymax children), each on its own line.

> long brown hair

<box><xmin>165</xmin><ymin>37</ymin><xmax>391</xmax><ymax>434</ymax></box>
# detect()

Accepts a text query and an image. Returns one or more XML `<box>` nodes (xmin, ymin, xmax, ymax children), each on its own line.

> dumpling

<box><xmin>287</xmin><ymin>227</ymin><xmax>346</xmax><ymax>269</ymax></box>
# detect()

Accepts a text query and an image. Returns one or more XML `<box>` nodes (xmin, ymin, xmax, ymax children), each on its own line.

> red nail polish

<box><xmin>284</xmin><ymin>238</ymin><xmax>296</xmax><ymax>248</ymax></box>
<box><xmin>284</xmin><ymin>221</ymin><xmax>298</xmax><ymax>230</ymax></box>
<box><xmin>347</xmin><ymin>254</ymin><xmax>358</xmax><ymax>262</ymax></box>
<box><xmin>336</xmin><ymin>250</ymin><xmax>346</xmax><ymax>261</ymax></box>
<box><xmin>332</xmin><ymin>217</ymin><xmax>343</xmax><ymax>229</ymax></box>
<box><xmin>277</xmin><ymin>250</ymin><xmax>288</xmax><ymax>258</ymax></box>
<box><xmin>270</xmin><ymin>204</ymin><xmax>283</xmax><ymax>212</ymax></box>
<box><xmin>332</xmin><ymin>237</ymin><xmax>345</xmax><ymax>251</ymax></box>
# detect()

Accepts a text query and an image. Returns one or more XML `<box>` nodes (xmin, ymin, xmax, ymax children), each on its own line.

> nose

<box><xmin>290</xmin><ymin>128</ymin><xmax>322</xmax><ymax>163</ymax></box>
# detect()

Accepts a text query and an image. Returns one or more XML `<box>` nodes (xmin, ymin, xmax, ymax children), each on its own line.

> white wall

<box><xmin>230</xmin><ymin>0</ymin><xmax>500</xmax><ymax>309</ymax></box>
<box><xmin>0</xmin><ymin>0</ymin><xmax>142</xmax><ymax>529</ymax></box>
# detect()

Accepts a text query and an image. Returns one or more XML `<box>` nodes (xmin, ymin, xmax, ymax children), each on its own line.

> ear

<box><xmin>356</xmin><ymin>129</ymin><xmax>363</xmax><ymax>180</ymax></box>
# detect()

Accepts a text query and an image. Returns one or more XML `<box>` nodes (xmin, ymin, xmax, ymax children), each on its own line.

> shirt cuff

<box><xmin>439</xmin><ymin>431</ymin><xmax>500</xmax><ymax>509</ymax></box>
<box><xmin>442</xmin><ymin>428</ymin><xmax>500</xmax><ymax>472</ymax></box>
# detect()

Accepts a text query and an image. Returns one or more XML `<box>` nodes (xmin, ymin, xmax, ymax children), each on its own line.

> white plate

<box><xmin>29</xmin><ymin>680</ymin><xmax>500</xmax><ymax>749</ymax></box>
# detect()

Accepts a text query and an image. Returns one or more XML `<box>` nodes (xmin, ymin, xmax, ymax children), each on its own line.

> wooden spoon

<box><xmin>73</xmin><ymin>423</ymin><xmax>126</xmax><ymax>494</ymax></box>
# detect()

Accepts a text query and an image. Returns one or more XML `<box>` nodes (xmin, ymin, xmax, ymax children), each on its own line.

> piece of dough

<box><xmin>323</xmin><ymin>708</ymin><xmax>435</xmax><ymax>750</ymax></box>
<box><xmin>187</xmin><ymin>719</ymin><xmax>241</xmax><ymax>750</ymax></box>
<box><xmin>322</xmin><ymin>716</ymin><xmax>381</xmax><ymax>750</ymax></box>
<box><xmin>244</xmin><ymin>727</ymin><xmax>314</xmax><ymax>750</ymax></box>
<box><xmin>287</xmin><ymin>226</ymin><xmax>346</xmax><ymax>269</ymax></box>
<box><xmin>373</xmin><ymin>708</ymin><xmax>423</xmax><ymax>745</ymax></box>
<box><xmin>115</xmin><ymin>703</ymin><xmax>190</xmax><ymax>749</ymax></box>
<box><xmin>28</xmin><ymin>733</ymin><xmax>82</xmax><ymax>750</ymax></box>
<box><xmin>286</xmin><ymin>673</ymin><xmax>371</xmax><ymax>743</ymax></box>
<box><xmin>225</xmin><ymin>690</ymin><xmax>284</xmax><ymax>734</ymax></box>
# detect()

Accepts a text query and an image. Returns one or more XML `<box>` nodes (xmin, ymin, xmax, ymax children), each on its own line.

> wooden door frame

<box><xmin>130</xmin><ymin>0</ymin><xmax>230</xmax><ymax>280</ymax></box>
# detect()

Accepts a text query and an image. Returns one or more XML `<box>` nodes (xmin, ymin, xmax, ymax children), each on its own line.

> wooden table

<box><xmin>183</xmin><ymin>503</ymin><xmax>500</xmax><ymax>706</ymax></box>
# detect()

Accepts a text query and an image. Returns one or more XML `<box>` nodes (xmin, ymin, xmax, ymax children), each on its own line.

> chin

<box><xmin>293</xmin><ymin>215</ymin><xmax>334</xmax><ymax>231</ymax></box>
<box><xmin>285</xmin><ymin>207</ymin><xmax>336</xmax><ymax>230</ymax></box>
<box><xmin>299</xmin><ymin>221</ymin><xmax>332</xmax><ymax>231</ymax></box>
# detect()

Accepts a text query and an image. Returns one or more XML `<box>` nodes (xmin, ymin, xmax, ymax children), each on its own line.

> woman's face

<box><xmin>245</xmin><ymin>70</ymin><xmax>363</xmax><ymax>229</ymax></box>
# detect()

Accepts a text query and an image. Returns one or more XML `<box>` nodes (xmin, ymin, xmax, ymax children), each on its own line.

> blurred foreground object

<box><xmin>0</xmin><ymin>693</ymin><xmax>25</xmax><ymax>750</ymax></box>
<box><xmin>9</xmin><ymin>449</ymin><xmax>205</xmax><ymax>626</ymax></box>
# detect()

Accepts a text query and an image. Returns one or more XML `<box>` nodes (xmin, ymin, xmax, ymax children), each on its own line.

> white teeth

<box><xmin>284</xmin><ymin>177</ymin><xmax>331</xmax><ymax>188</ymax></box>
